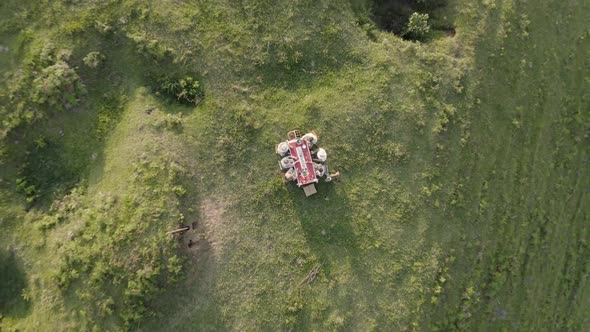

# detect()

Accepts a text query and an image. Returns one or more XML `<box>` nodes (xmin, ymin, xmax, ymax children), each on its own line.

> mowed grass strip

<box><xmin>418</xmin><ymin>0</ymin><xmax>590</xmax><ymax>330</ymax></box>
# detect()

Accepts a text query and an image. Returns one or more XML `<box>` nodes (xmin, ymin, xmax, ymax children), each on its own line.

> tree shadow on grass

<box><xmin>0</xmin><ymin>249</ymin><xmax>30</xmax><ymax>318</ymax></box>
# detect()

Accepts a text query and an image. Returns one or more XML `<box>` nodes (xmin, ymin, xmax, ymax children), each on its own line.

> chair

<box><xmin>287</xmin><ymin>130</ymin><xmax>302</xmax><ymax>140</ymax></box>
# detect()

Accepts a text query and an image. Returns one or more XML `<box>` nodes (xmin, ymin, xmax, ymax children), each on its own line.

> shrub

<box><xmin>0</xmin><ymin>41</ymin><xmax>89</xmax><ymax>162</ymax></box>
<box><xmin>158</xmin><ymin>76</ymin><xmax>203</xmax><ymax>105</ymax></box>
<box><xmin>39</xmin><ymin>42</ymin><xmax>58</xmax><ymax>66</ymax></box>
<box><xmin>31</xmin><ymin>61</ymin><xmax>86</xmax><ymax>107</ymax></box>
<box><xmin>15</xmin><ymin>177</ymin><xmax>39</xmax><ymax>203</ymax></box>
<box><xmin>164</xmin><ymin>113</ymin><xmax>183</xmax><ymax>130</ymax></box>
<box><xmin>34</xmin><ymin>135</ymin><xmax>47</xmax><ymax>149</ymax></box>
<box><xmin>405</xmin><ymin>13</ymin><xmax>430</xmax><ymax>41</ymax></box>
<box><xmin>94</xmin><ymin>20</ymin><xmax>113</xmax><ymax>35</ymax></box>
<box><xmin>83</xmin><ymin>51</ymin><xmax>105</xmax><ymax>68</ymax></box>
<box><xmin>127</xmin><ymin>33</ymin><xmax>174</xmax><ymax>60</ymax></box>
<box><xmin>0</xmin><ymin>43</ymin><xmax>86</xmax><ymax>146</ymax></box>
<box><xmin>171</xmin><ymin>185</ymin><xmax>186</xmax><ymax>197</ymax></box>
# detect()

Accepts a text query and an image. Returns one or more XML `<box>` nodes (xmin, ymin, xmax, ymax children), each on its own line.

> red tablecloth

<box><xmin>288</xmin><ymin>139</ymin><xmax>318</xmax><ymax>187</ymax></box>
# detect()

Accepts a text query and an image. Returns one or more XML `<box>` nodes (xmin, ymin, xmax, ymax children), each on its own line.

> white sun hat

<box><xmin>302</xmin><ymin>133</ymin><xmax>318</xmax><ymax>145</ymax></box>
<box><xmin>285</xmin><ymin>168</ymin><xmax>296</xmax><ymax>181</ymax></box>
<box><xmin>316</xmin><ymin>148</ymin><xmax>327</xmax><ymax>162</ymax></box>
<box><xmin>277</xmin><ymin>142</ymin><xmax>289</xmax><ymax>156</ymax></box>
<box><xmin>280</xmin><ymin>156</ymin><xmax>295</xmax><ymax>170</ymax></box>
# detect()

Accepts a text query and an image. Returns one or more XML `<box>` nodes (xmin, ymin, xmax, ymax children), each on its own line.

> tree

<box><xmin>405</xmin><ymin>12</ymin><xmax>430</xmax><ymax>41</ymax></box>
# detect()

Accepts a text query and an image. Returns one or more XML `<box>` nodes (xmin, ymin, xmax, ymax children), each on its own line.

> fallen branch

<box><xmin>166</xmin><ymin>226</ymin><xmax>190</xmax><ymax>236</ymax></box>
<box><xmin>299</xmin><ymin>263</ymin><xmax>321</xmax><ymax>287</ymax></box>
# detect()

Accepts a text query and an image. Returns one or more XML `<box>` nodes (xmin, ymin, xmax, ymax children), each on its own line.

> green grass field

<box><xmin>1</xmin><ymin>0</ymin><xmax>589</xmax><ymax>330</ymax></box>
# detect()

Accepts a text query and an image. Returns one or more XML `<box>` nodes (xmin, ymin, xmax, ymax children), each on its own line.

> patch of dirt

<box><xmin>199</xmin><ymin>198</ymin><xmax>226</xmax><ymax>253</ymax></box>
<box><xmin>444</xmin><ymin>27</ymin><xmax>456</xmax><ymax>38</ymax></box>
<box><xmin>166</xmin><ymin>198</ymin><xmax>228</xmax><ymax>322</ymax></box>
<box><xmin>181</xmin><ymin>198</ymin><xmax>227</xmax><ymax>262</ymax></box>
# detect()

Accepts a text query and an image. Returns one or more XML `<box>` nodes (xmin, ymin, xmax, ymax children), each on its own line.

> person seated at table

<box><xmin>280</xmin><ymin>156</ymin><xmax>297</xmax><ymax>170</ymax></box>
<box><xmin>312</xmin><ymin>148</ymin><xmax>327</xmax><ymax>163</ymax></box>
<box><xmin>276</xmin><ymin>141</ymin><xmax>290</xmax><ymax>157</ymax></box>
<box><xmin>314</xmin><ymin>163</ymin><xmax>325</xmax><ymax>177</ymax></box>
<box><xmin>302</xmin><ymin>132</ymin><xmax>318</xmax><ymax>145</ymax></box>
<box><xmin>309</xmin><ymin>144</ymin><xmax>319</xmax><ymax>155</ymax></box>
<box><xmin>285</xmin><ymin>168</ymin><xmax>296</xmax><ymax>182</ymax></box>
<box><xmin>321</xmin><ymin>164</ymin><xmax>340</xmax><ymax>182</ymax></box>
<box><xmin>303</xmin><ymin>133</ymin><xmax>319</xmax><ymax>153</ymax></box>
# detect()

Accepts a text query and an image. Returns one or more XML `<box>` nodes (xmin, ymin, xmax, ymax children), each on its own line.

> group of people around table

<box><xmin>277</xmin><ymin>132</ymin><xmax>339</xmax><ymax>183</ymax></box>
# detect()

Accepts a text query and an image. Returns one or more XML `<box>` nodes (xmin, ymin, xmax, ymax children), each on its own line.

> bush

<box><xmin>1</xmin><ymin>67</ymin><xmax>39</xmax><ymax>139</ymax></box>
<box><xmin>31</xmin><ymin>61</ymin><xmax>86</xmax><ymax>107</ymax></box>
<box><xmin>0</xmin><ymin>42</ymin><xmax>88</xmax><ymax>167</ymax></box>
<box><xmin>158</xmin><ymin>76</ymin><xmax>203</xmax><ymax>105</ymax></box>
<box><xmin>39</xmin><ymin>42</ymin><xmax>58</xmax><ymax>66</ymax></box>
<box><xmin>164</xmin><ymin>113</ymin><xmax>183</xmax><ymax>130</ymax></box>
<box><xmin>15</xmin><ymin>177</ymin><xmax>39</xmax><ymax>203</ymax></box>
<box><xmin>127</xmin><ymin>33</ymin><xmax>174</xmax><ymax>61</ymax></box>
<box><xmin>83</xmin><ymin>51</ymin><xmax>105</xmax><ymax>68</ymax></box>
<box><xmin>94</xmin><ymin>20</ymin><xmax>113</xmax><ymax>35</ymax></box>
<box><xmin>405</xmin><ymin>12</ymin><xmax>430</xmax><ymax>41</ymax></box>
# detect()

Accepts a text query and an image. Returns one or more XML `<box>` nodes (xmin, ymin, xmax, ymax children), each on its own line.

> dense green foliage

<box><xmin>405</xmin><ymin>12</ymin><xmax>430</xmax><ymax>40</ymax></box>
<box><xmin>0</xmin><ymin>0</ymin><xmax>588</xmax><ymax>331</ymax></box>
<box><xmin>52</xmin><ymin>155</ymin><xmax>186</xmax><ymax>328</ymax></box>
<box><xmin>1</xmin><ymin>43</ymin><xmax>86</xmax><ymax>141</ymax></box>
<box><xmin>157</xmin><ymin>76</ymin><xmax>203</xmax><ymax>105</ymax></box>
<box><xmin>83</xmin><ymin>51</ymin><xmax>105</xmax><ymax>68</ymax></box>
